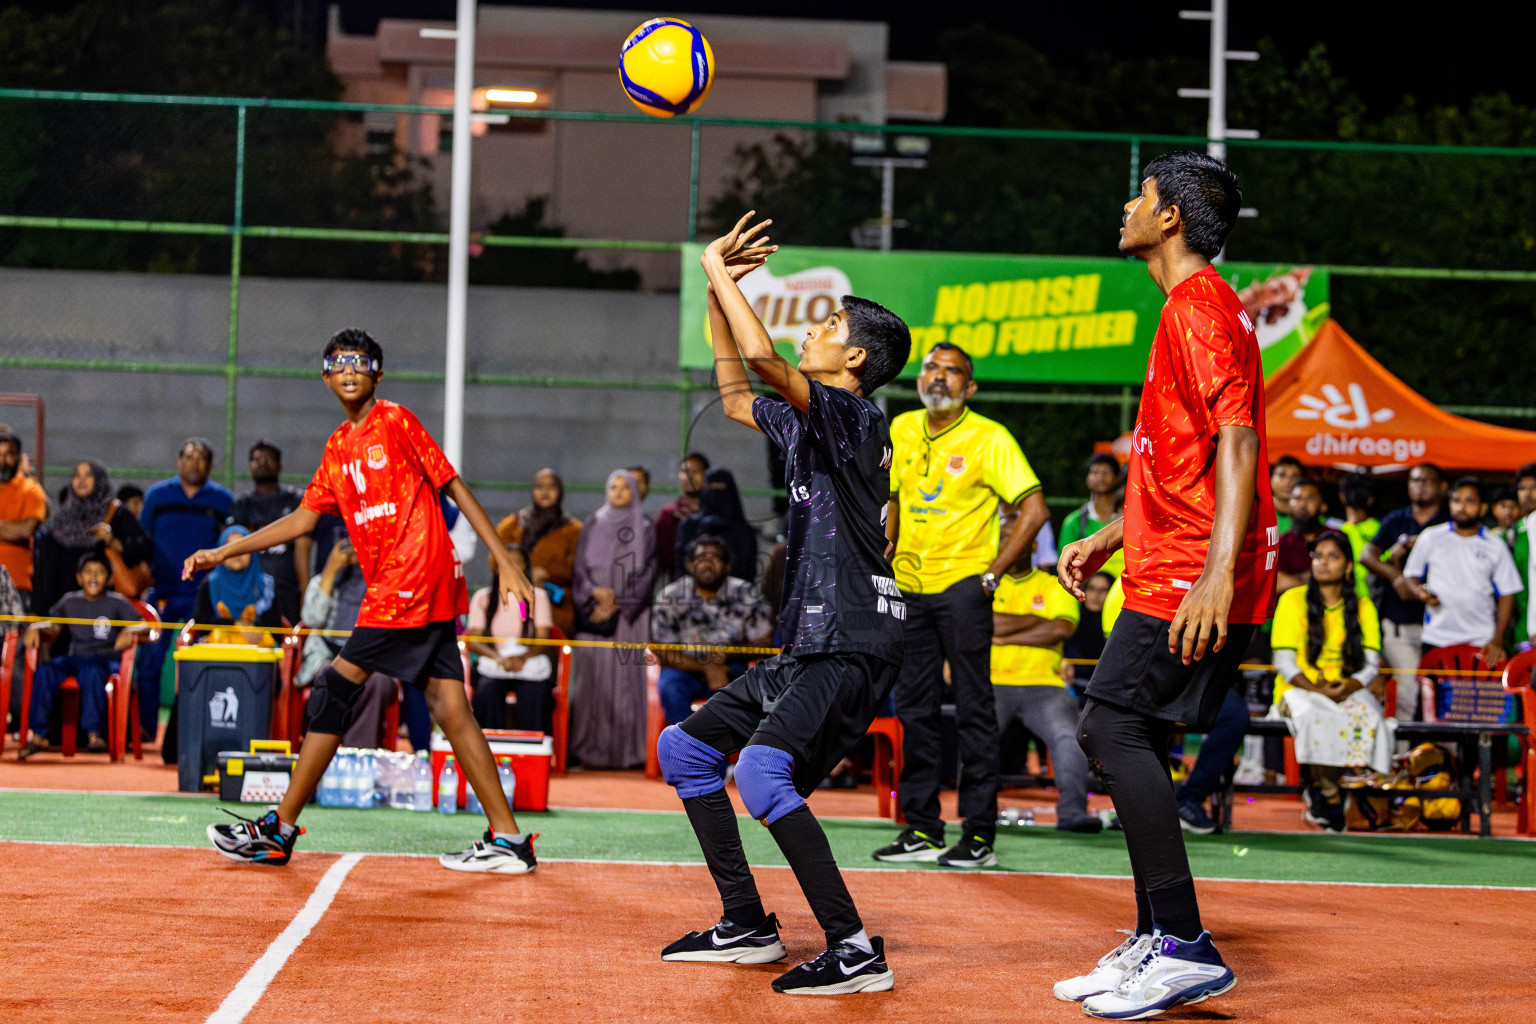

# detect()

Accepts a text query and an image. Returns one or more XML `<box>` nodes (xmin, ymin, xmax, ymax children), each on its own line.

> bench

<box><xmin>1218</xmin><ymin>717</ymin><xmax>1529</xmax><ymax>838</ymax></box>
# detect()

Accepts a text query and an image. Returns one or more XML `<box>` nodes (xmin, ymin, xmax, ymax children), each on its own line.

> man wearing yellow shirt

<box><xmin>873</xmin><ymin>342</ymin><xmax>1049</xmax><ymax>868</ymax></box>
<box><xmin>990</xmin><ymin>516</ymin><xmax>1101</xmax><ymax>832</ymax></box>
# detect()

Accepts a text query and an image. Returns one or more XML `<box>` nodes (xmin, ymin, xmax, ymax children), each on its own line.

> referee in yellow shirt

<box><xmin>873</xmin><ymin>342</ymin><xmax>1048</xmax><ymax>868</ymax></box>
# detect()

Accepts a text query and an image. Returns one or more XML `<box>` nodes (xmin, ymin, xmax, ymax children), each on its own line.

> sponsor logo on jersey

<box><xmin>353</xmin><ymin>501</ymin><xmax>398</xmax><ymax>526</ymax></box>
<box><xmin>947</xmin><ymin>454</ymin><xmax>965</xmax><ymax>474</ymax></box>
<box><xmin>366</xmin><ymin>444</ymin><xmax>388</xmax><ymax>470</ymax></box>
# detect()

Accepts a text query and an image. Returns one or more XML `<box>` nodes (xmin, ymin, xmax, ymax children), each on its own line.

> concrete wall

<box><xmin>0</xmin><ymin>266</ymin><xmax>779</xmax><ymax>584</ymax></box>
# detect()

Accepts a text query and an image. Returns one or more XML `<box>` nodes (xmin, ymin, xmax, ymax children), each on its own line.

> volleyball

<box><xmin>618</xmin><ymin>18</ymin><xmax>715</xmax><ymax>118</ymax></box>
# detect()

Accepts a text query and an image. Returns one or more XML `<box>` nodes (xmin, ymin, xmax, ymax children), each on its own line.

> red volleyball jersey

<box><xmin>302</xmin><ymin>400</ymin><xmax>467</xmax><ymax>628</ymax></box>
<box><xmin>1121</xmin><ymin>265</ymin><xmax>1278</xmax><ymax>625</ymax></box>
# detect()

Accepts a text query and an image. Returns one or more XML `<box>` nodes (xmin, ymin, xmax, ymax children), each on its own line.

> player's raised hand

<box><xmin>183</xmin><ymin>547</ymin><xmax>226</xmax><ymax>580</ymax></box>
<box><xmin>1168</xmin><ymin>570</ymin><xmax>1234</xmax><ymax>665</ymax></box>
<box><xmin>703</xmin><ymin>210</ymin><xmax>776</xmax><ymax>272</ymax></box>
<box><xmin>495</xmin><ymin>550</ymin><xmax>538</xmax><ymax>614</ymax></box>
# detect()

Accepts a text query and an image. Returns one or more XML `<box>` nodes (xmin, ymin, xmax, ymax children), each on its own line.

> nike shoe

<box><xmin>661</xmin><ymin>913</ymin><xmax>787</xmax><ymax>964</ymax></box>
<box><xmin>207</xmin><ymin>808</ymin><xmax>303</xmax><ymax>866</ymax></box>
<box><xmin>871</xmin><ymin>827</ymin><xmax>944</xmax><ymax>863</ymax></box>
<box><xmin>439</xmin><ymin>829</ymin><xmax>538</xmax><ymax>874</ymax></box>
<box><xmin>936</xmin><ymin>834</ymin><xmax>997</xmax><ymax>869</ymax></box>
<box><xmin>1080</xmin><ymin>931</ymin><xmax>1235</xmax><ymax>1019</ymax></box>
<box><xmin>1176</xmin><ymin>796</ymin><xmax>1218</xmax><ymax>835</ymax></box>
<box><xmin>1053</xmin><ymin>931</ymin><xmax>1156</xmax><ymax>1002</ymax></box>
<box><xmin>771</xmin><ymin>936</ymin><xmax>893</xmax><ymax>995</ymax></box>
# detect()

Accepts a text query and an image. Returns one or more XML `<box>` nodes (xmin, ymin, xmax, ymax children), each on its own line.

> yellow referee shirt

<box><xmin>991</xmin><ymin>570</ymin><xmax>1080</xmax><ymax>686</ymax></box>
<box><xmin>890</xmin><ymin>407</ymin><xmax>1041</xmax><ymax>594</ymax></box>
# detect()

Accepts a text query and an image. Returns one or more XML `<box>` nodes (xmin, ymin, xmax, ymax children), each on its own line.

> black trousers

<box><xmin>1077</xmin><ymin>697</ymin><xmax>1204</xmax><ymax>941</ymax></box>
<box><xmin>471</xmin><ymin>669</ymin><xmax>555</xmax><ymax>734</ymax></box>
<box><xmin>893</xmin><ymin>576</ymin><xmax>999</xmax><ymax>841</ymax></box>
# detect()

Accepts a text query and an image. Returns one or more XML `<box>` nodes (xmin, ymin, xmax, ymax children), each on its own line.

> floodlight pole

<box><xmin>442</xmin><ymin>0</ymin><xmax>477</xmax><ymax>468</ymax></box>
<box><xmin>1178</xmin><ymin>0</ymin><xmax>1259</xmax><ymax>259</ymax></box>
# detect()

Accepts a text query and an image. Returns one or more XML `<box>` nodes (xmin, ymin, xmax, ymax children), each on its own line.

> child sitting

<box><xmin>18</xmin><ymin>552</ymin><xmax>145</xmax><ymax>759</ymax></box>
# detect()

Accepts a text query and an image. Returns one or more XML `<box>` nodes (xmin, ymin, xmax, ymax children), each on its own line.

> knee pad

<box><xmin>657</xmin><ymin>725</ymin><xmax>727</xmax><ymax>798</ymax></box>
<box><xmin>734</xmin><ymin>745</ymin><xmax>804</xmax><ymax>825</ymax></box>
<box><xmin>308</xmin><ymin>665</ymin><xmax>366</xmax><ymax>735</ymax></box>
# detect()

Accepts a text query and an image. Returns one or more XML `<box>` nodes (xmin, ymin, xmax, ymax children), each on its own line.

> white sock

<box><xmin>842</xmin><ymin>929</ymin><xmax>873</xmax><ymax>954</ymax></box>
<box><xmin>493</xmin><ymin>830</ymin><xmax>525</xmax><ymax>844</ymax></box>
<box><xmin>276</xmin><ymin>818</ymin><xmax>298</xmax><ymax>839</ymax></box>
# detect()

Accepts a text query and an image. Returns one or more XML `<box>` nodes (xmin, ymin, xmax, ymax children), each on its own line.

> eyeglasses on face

<box><xmin>322</xmin><ymin>353</ymin><xmax>379</xmax><ymax>374</ymax></box>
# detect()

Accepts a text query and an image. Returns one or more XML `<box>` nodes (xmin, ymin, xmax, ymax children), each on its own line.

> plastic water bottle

<box><xmin>338</xmin><ymin>749</ymin><xmax>358</xmax><ymax>808</ymax></box>
<box><xmin>465</xmin><ymin>779</ymin><xmax>483</xmax><ymax>816</ymax></box>
<box><xmin>437</xmin><ymin>756</ymin><xmax>458</xmax><ymax>814</ymax></box>
<box><xmin>497</xmin><ymin>756</ymin><xmax>516</xmax><ymax>809</ymax></box>
<box><xmin>412</xmin><ymin>751</ymin><xmax>433</xmax><ymax>812</ymax></box>
<box><xmin>319</xmin><ymin>756</ymin><xmax>340</xmax><ymax>807</ymax></box>
<box><xmin>358</xmin><ymin>750</ymin><xmax>377</xmax><ymax>809</ymax></box>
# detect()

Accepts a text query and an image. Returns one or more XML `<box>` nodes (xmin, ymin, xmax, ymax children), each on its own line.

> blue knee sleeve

<box><xmin>657</xmin><ymin>725</ymin><xmax>727</xmax><ymax>798</ymax></box>
<box><xmin>734</xmin><ymin>745</ymin><xmax>805</xmax><ymax>825</ymax></box>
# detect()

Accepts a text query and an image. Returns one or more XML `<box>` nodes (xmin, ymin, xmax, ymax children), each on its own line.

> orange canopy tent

<box><xmin>1100</xmin><ymin>319</ymin><xmax>1536</xmax><ymax>473</ymax></box>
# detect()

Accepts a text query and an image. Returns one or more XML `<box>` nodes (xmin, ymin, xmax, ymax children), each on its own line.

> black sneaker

<box><xmin>1057</xmin><ymin>814</ymin><xmax>1106</xmax><ymax>834</ymax></box>
<box><xmin>662</xmin><ymin>913</ymin><xmax>787</xmax><ymax>963</ymax></box>
<box><xmin>207</xmin><ymin>808</ymin><xmax>302</xmax><ymax>866</ymax></box>
<box><xmin>439</xmin><ymin>829</ymin><xmax>538</xmax><ymax>874</ymax></box>
<box><xmin>936</xmin><ymin>834</ymin><xmax>997</xmax><ymax>869</ymax></box>
<box><xmin>871</xmin><ymin>827</ymin><xmax>944</xmax><ymax>863</ymax></box>
<box><xmin>1177</xmin><ymin>796</ymin><xmax>1219</xmax><ymax>835</ymax></box>
<box><xmin>772</xmin><ymin>936</ymin><xmax>893</xmax><ymax>995</ymax></box>
<box><xmin>1301</xmin><ymin>785</ymin><xmax>1329</xmax><ymax>827</ymax></box>
<box><xmin>1321</xmin><ymin>802</ymin><xmax>1347</xmax><ymax>834</ymax></box>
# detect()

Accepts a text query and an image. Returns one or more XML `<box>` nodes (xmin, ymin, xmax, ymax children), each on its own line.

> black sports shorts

<box><xmin>338</xmin><ymin>619</ymin><xmax>463</xmax><ymax>688</ymax></box>
<box><xmin>683</xmin><ymin>651</ymin><xmax>899</xmax><ymax>797</ymax></box>
<box><xmin>1084</xmin><ymin>607</ymin><xmax>1257</xmax><ymax>731</ymax></box>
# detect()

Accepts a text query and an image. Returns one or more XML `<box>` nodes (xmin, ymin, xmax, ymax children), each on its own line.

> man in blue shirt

<box><xmin>135</xmin><ymin>438</ymin><xmax>232</xmax><ymax>744</ymax></box>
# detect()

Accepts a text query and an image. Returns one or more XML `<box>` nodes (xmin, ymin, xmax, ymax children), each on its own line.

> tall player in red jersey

<box><xmin>1054</xmin><ymin>152</ymin><xmax>1277</xmax><ymax>1020</ymax></box>
<box><xmin>186</xmin><ymin>329</ymin><xmax>541</xmax><ymax>874</ymax></box>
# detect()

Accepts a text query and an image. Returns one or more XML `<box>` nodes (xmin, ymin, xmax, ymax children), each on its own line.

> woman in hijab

<box><xmin>193</xmin><ymin>525</ymin><xmax>281</xmax><ymax>643</ymax></box>
<box><xmin>569</xmin><ymin>469</ymin><xmax>656</xmax><ymax>769</ymax></box>
<box><xmin>32</xmin><ymin>460</ymin><xmax>152</xmax><ymax>613</ymax></box>
<box><xmin>496</xmin><ymin>468</ymin><xmax>582</xmax><ymax>637</ymax></box>
<box><xmin>675</xmin><ymin>467</ymin><xmax>758</xmax><ymax>583</ymax></box>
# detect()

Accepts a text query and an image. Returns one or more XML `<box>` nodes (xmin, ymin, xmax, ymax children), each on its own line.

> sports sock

<box><xmin>765</xmin><ymin>806</ymin><xmax>863</xmax><ymax>947</ymax></box>
<box><xmin>276</xmin><ymin>817</ymin><xmax>298</xmax><ymax>839</ymax></box>
<box><xmin>681</xmin><ymin>789</ymin><xmax>764</xmax><ymax>922</ymax></box>
<box><xmin>491</xmin><ymin>830</ymin><xmax>526</xmax><ymax>844</ymax></box>
<box><xmin>841</xmin><ymin>928</ymin><xmax>874</xmax><ymax>955</ymax></box>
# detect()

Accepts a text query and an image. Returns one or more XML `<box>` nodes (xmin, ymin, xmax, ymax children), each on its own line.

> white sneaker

<box><xmin>438</xmin><ymin>829</ymin><xmax>537</xmax><ymax>874</ymax></box>
<box><xmin>1081</xmin><ymin>931</ymin><xmax>1235</xmax><ymax>1019</ymax></box>
<box><xmin>1053</xmin><ymin>932</ymin><xmax>1155</xmax><ymax>1002</ymax></box>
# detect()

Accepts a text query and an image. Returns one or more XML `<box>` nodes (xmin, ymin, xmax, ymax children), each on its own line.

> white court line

<box><xmin>3</xmin><ymin>838</ymin><xmax>1534</xmax><ymax>892</ymax></box>
<box><xmin>204</xmin><ymin>852</ymin><xmax>364</xmax><ymax>1024</ymax></box>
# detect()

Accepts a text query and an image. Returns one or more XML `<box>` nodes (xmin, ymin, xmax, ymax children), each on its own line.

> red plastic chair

<box><xmin>868</xmin><ymin>716</ymin><xmax>905</xmax><ymax>823</ymax></box>
<box><xmin>109</xmin><ymin>599</ymin><xmax>160</xmax><ymax>762</ymax></box>
<box><xmin>273</xmin><ymin>622</ymin><xmax>307</xmax><ymax>747</ymax></box>
<box><xmin>644</xmin><ymin>652</ymin><xmax>665</xmax><ymax>780</ymax></box>
<box><xmin>0</xmin><ymin>629</ymin><xmax>18</xmax><ymax>755</ymax></box>
<box><xmin>550</xmin><ymin>627</ymin><xmax>572</xmax><ymax>775</ymax></box>
<box><xmin>1417</xmin><ymin>644</ymin><xmax>1502</xmax><ymax>724</ymax></box>
<box><xmin>1500</xmin><ymin>648</ymin><xmax>1536</xmax><ymax>835</ymax></box>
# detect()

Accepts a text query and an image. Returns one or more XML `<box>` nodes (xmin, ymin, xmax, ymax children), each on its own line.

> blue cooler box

<box><xmin>174</xmin><ymin>644</ymin><xmax>281</xmax><ymax>793</ymax></box>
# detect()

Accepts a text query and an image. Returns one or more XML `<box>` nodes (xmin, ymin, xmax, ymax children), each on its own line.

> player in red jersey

<box><xmin>1054</xmin><ymin>152</ymin><xmax>1276</xmax><ymax>1019</ymax></box>
<box><xmin>186</xmin><ymin>328</ymin><xmax>541</xmax><ymax>874</ymax></box>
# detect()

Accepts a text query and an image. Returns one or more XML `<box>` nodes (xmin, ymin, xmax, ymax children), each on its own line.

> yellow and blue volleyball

<box><xmin>619</xmin><ymin>19</ymin><xmax>715</xmax><ymax>118</ymax></box>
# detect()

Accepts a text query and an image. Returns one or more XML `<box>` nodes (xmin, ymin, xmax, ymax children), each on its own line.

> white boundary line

<box><xmin>204</xmin><ymin>852</ymin><xmax>364</xmax><ymax>1024</ymax></box>
<box><xmin>3</xmin><ymin>838</ymin><xmax>1534</xmax><ymax>892</ymax></box>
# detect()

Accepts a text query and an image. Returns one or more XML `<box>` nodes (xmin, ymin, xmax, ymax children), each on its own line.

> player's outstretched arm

<box><xmin>183</xmin><ymin>507</ymin><xmax>321</xmax><ymax>579</ymax></box>
<box><xmin>1057</xmin><ymin>518</ymin><xmax>1123</xmax><ymax>601</ymax></box>
<box><xmin>1168</xmin><ymin>424</ymin><xmax>1258</xmax><ymax>664</ymax></box>
<box><xmin>445</xmin><ymin>476</ymin><xmax>536</xmax><ymax>610</ymax></box>
<box><xmin>701</xmin><ymin>211</ymin><xmax>811</xmax><ymax>412</ymax></box>
<box><xmin>707</xmin><ymin>281</ymin><xmax>762</xmax><ymax>434</ymax></box>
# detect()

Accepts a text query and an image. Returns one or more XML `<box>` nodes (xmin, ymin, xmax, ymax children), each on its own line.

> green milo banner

<box><xmin>678</xmin><ymin>245</ymin><xmax>1329</xmax><ymax>383</ymax></box>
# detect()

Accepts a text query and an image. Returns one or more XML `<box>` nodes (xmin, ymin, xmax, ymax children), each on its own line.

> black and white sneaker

<box><xmin>772</xmin><ymin>936</ymin><xmax>894</xmax><ymax>995</ymax></box>
<box><xmin>1176</xmin><ymin>796</ymin><xmax>1219</xmax><ymax>835</ymax></box>
<box><xmin>207</xmin><ymin>808</ymin><xmax>302</xmax><ymax>866</ymax></box>
<box><xmin>936</xmin><ymin>834</ymin><xmax>997</xmax><ymax>869</ymax></box>
<box><xmin>439</xmin><ymin>829</ymin><xmax>537</xmax><ymax>874</ymax></box>
<box><xmin>872</xmin><ymin>827</ymin><xmax>944</xmax><ymax>863</ymax></box>
<box><xmin>661</xmin><ymin>913</ymin><xmax>787</xmax><ymax>963</ymax></box>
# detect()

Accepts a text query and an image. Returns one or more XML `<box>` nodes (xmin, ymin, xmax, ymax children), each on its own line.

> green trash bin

<box><xmin>173</xmin><ymin>645</ymin><xmax>282</xmax><ymax>793</ymax></box>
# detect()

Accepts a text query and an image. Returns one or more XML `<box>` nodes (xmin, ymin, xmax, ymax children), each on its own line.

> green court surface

<box><xmin>2</xmin><ymin>790</ymin><xmax>1532</xmax><ymax>887</ymax></box>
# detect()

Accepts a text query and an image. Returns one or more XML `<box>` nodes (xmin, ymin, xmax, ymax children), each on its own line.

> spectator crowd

<box><xmin>4</xmin><ymin>409</ymin><xmax>1534</xmax><ymax>838</ymax></box>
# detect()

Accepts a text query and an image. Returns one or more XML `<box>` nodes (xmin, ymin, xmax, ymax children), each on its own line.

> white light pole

<box><xmin>1178</xmin><ymin>0</ymin><xmax>1259</xmax><ymax>162</ymax></box>
<box><xmin>442</xmin><ymin>0</ymin><xmax>477</xmax><ymax>468</ymax></box>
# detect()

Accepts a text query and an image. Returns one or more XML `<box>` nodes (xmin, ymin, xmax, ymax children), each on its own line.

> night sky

<box><xmin>335</xmin><ymin>0</ymin><xmax>1531</xmax><ymax>114</ymax></box>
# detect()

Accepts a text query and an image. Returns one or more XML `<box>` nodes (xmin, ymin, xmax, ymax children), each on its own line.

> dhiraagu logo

<box><xmin>1292</xmin><ymin>383</ymin><xmax>1394</xmax><ymax>429</ymax></box>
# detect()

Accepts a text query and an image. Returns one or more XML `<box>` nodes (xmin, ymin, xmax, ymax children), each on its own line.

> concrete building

<box><xmin>327</xmin><ymin>5</ymin><xmax>946</xmax><ymax>288</ymax></box>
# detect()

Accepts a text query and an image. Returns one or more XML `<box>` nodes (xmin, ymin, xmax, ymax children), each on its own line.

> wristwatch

<box><xmin>980</xmin><ymin>572</ymin><xmax>999</xmax><ymax>595</ymax></box>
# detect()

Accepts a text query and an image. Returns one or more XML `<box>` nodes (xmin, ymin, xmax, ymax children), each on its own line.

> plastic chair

<box><xmin>0</xmin><ymin>629</ymin><xmax>18</xmax><ymax>755</ymax></box>
<box><xmin>1417</xmin><ymin>644</ymin><xmax>1502</xmax><ymax>724</ymax></box>
<box><xmin>644</xmin><ymin>652</ymin><xmax>665</xmax><ymax>780</ymax></box>
<box><xmin>550</xmin><ymin>627</ymin><xmax>572</xmax><ymax>775</ymax></box>
<box><xmin>1500</xmin><ymin>648</ymin><xmax>1536</xmax><ymax>834</ymax></box>
<box><xmin>867</xmin><ymin>716</ymin><xmax>905</xmax><ymax>823</ymax></box>
<box><xmin>272</xmin><ymin>621</ymin><xmax>307</xmax><ymax>747</ymax></box>
<box><xmin>109</xmin><ymin>599</ymin><xmax>160</xmax><ymax>762</ymax></box>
